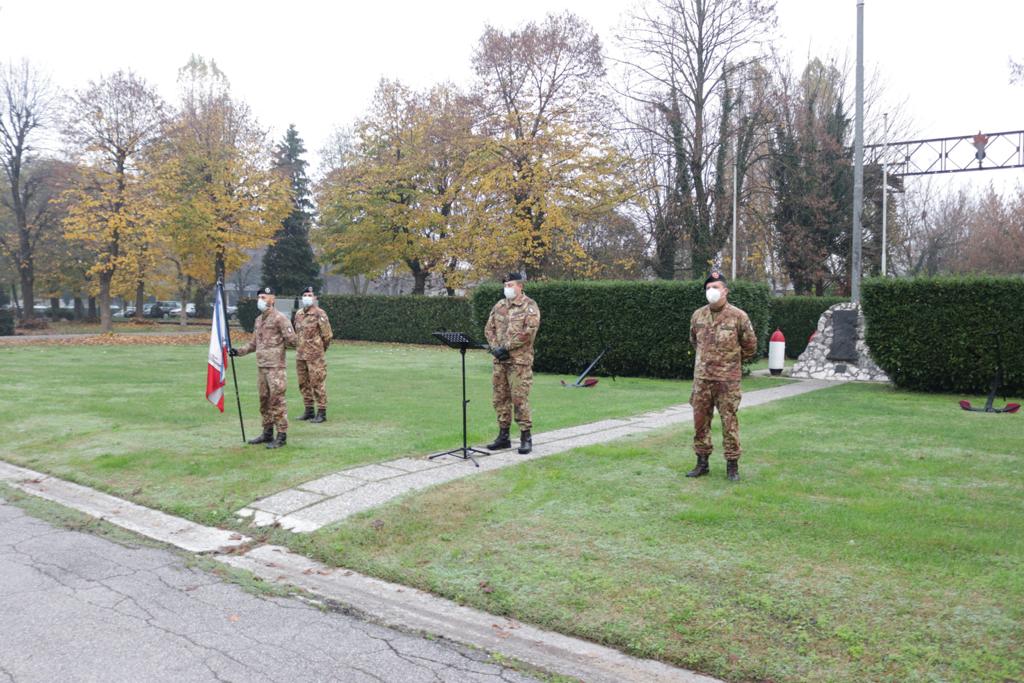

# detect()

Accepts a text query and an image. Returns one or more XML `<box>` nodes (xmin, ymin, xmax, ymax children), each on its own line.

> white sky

<box><xmin>2</xmin><ymin>0</ymin><xmax>1023</xmax><ymax>194</ymax></box>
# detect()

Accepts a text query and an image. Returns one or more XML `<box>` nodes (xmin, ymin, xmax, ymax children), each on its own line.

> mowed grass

<box><xmin>285</xmin><ymin>382</ymin><xmax>1024</xmax><ymax>683</ymax></box>
<box><xmin>0</xmin><ymin>342</ymin><xmax>786</xmax><ymax>526</ymax></box>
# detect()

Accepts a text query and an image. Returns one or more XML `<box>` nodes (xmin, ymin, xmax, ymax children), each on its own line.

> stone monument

<box><xmin>790</xmin><ymin>302</ymin><xmax>890</xmax><ymax>382</ymax></box>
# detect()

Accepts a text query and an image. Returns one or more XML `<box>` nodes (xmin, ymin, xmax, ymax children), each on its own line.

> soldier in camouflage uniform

<box><xmin>230</xmin><ymin>287</ymin><xmax>298</xmax><ymax>449</ymax></box>
<box><xmin>293</xmin><ymin>286</ymin><xmax>333</xmax><ymax>424</ymax></box>
<box><xmin>484</xmin><ymin>272</ymin><xmax>541</xmax><ymax>454</ymax></box>
<box><xmin>687</xmin><ymin>270</ymin><xmax>757</xmax><ymax>481</ymax></box>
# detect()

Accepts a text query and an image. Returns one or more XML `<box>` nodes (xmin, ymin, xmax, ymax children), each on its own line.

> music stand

<box><xmin>430</xmin><ymin>331</ymin><xmax>491</xmax><ymax>466</ymax></box>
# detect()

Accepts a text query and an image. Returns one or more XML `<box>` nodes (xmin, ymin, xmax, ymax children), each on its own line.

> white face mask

<box><xmin>257</xmin><ymin>299</ymin><xmax>268</xmax><ymax>312</ymax></box>
<box><xmin>705</xmin><ymin>288</ymin><xmax>722</xmax><ymax>305</ymax></box>
<box><xmin>301</xmin><ymin>296</ymin><xmax>314</xmax><ymax>308</ymax></box>
<box><xmin>503</xmin><ymin>286</ymin><xmax>517</xmax><ymax>300</ymax></box>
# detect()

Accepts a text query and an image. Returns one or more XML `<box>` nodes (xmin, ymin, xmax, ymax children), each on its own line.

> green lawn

<box><xmin>0</xmin><ymin>342</ymin><xmax>785</xmax><ymax>527</ymax></box>
<box><xmin>281</xmin><ymin>382</ymin><xmax>1024</xmax><ymax>683</ymax></box>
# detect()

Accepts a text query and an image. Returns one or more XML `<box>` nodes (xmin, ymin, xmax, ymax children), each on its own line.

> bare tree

<box><xmin>616</xmin><ymin>0</ymin><xmax>776</xmax><ymax>278</ymax></box>
<box><xmin>0</xmin><ymin>60</ymin><xmax>57</xmax><ymax>321</ymax></box>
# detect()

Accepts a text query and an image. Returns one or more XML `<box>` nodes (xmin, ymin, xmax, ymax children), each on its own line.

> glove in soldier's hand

<box><xmin>491</xmin><ymin>346</ymin><xmax>510</xmax><ymax>361</ymax></box>
<box><xmin>228</xmin><ymin>348</ymin><xmax>239</xmax><ymax>357</ymax></box>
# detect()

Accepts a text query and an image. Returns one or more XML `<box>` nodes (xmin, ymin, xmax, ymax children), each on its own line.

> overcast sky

<box><xmin>2</xmin><ymin>0</ymin><xmax>1022</xmax><ymax>193</ymax></box>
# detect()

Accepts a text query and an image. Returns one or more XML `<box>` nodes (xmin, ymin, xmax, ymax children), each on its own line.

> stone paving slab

<box><xmin>237</xmin><ymin>379</ymin><xmax>838</xmax><ymax>533</ymax></box>
<box><xmin>297</xmin><ymin>473</ymin><xmax>366</xmax><ymax>496</ymax></box>
<box><xmin>249</xmin><ymin>488</ymin><xmax>327</xmax><ymax>516</ymax></box>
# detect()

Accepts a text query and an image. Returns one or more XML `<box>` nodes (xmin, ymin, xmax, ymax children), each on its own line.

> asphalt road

<box><xmin>0</xmin><ymin>498</ymin><xmax>539</xmax><ymax>683</ymax></box>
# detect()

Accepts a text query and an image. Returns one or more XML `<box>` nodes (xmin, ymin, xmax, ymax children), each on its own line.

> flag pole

<box><xmin>219</xmin><ymin>280</ymin><xmax>246</xmax><ymax>443</ymax></box>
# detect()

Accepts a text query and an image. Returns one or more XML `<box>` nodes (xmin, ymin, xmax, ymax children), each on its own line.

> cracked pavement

<box><xmin>0</xmin><ymin>498</ymin><xmax>540</xmax><ymax>683</ymax></box>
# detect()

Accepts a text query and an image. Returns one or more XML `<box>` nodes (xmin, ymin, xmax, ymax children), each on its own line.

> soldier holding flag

<box><xmin>230</xmin><ymin>287</ymin><xmax>297</xmax><ymax>449</ymax></box>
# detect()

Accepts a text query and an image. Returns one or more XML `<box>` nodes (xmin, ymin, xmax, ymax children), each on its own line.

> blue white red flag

<box><xmin>206</xmin><ymin>285</ymin><xmax>229</xmax><ymax>411</ymax></box>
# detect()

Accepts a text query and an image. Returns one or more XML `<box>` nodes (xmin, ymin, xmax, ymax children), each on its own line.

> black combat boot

<box><xmin>311</xmin><ymin>408</ymin><xmax>326</xmax><ymax>424</ymax></box>
<box><xmin>685</xmin><ymin>454</ymin><xmax>710</xmax><ymax>477</ymax></box>
<box><xmin>248</xmin><ymin>426</ymin><xmax>274</xmax><ymax>445</ymax></box>
<box><xmin>486</xmin><ymin>426</ymin><xmax>511</xmax><ymax>450</ymax></box>
<box><xmin>726</xmin><ymin>460</ymin><xmax>740</xmax><ymax>481</ymax></box>
<box><xmin>518</xmin><ymin>429</ymin><xmax>532</xmax><ymax>455</ymax></box>
<box><xmin>266</xmin><ymin>432</ymin><xmax>287</xmax><ymax>449</ymax></box>
<box><xmin>298</xmin><ymin>406</ymin><xmax>315</xmax><ymax>421</ymax></box>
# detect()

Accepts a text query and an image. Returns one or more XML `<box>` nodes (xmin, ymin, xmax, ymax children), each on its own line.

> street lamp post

<box><xmin>882</xmin><ymin>111</ymin><xmax>888</xmax><ymax>277</ymax></box>
<box><xmin>852</xmin><ymin>0</ymin><xmax>865</xmax><ymax>302</ymax></box>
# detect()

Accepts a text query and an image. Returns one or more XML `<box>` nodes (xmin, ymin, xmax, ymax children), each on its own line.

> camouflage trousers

<box><xmin>257</xmin><ymin>367</ymin><xmax>288</xmax><ymax>433</ymax></box>
<box><xmin>492</xmin><ymin>362</ymin><xmax>533</xmax><ymax>429</ymax></box>
<box><xmin>690</xmin><ymin>378</ymin><xmax>743</xmax><ymax>461</ymax></box>
<box><xmin>296</xmin><ymin>358</ymin><xmax>327</xmax><ymax>409</ymax></box>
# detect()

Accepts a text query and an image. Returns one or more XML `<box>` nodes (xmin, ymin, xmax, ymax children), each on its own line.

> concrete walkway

<box><xmin>238</xmin><ymin>378</ymin><xmax>836</xmax><ymax>532</ymax></box>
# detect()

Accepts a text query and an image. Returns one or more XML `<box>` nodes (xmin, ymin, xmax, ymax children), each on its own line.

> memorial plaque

<box><xmin>827</xmin><ymin>310</ymin><xmax>859</xmax><ymax>362</ymax></box>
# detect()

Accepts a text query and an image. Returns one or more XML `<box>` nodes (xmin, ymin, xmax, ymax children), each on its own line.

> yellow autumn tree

<box><xmin>317</xmin><ymin>80</ymin><xmax>477</xmax><ymax>293</ymax></box>
<box><xmin>150</xmin><ymin>56</ymin><xmax>289</xmax><ymax>297</ymax></box>
<box><xmin>61</xmin><ymin>70</ymin><xmax>167</xmax><ymax>331</ymax></box>
<box><xmin>466</xmin><ymin>13</ymin><xmax>635</xmax><ymax>279</ymax></box>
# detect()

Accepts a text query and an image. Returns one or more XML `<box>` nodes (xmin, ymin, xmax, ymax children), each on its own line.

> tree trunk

<box><xmin>412</xmin><ymin>270</ymin><xmax>428</xmax><ymax>295</ymax></box>
<box><xmin>134</xmin><ymin>280</ymin><xmax>145</xmax><ymax>322</ymax></box>
<box><xmin>87</xmin><ymin>296</ymin><xmax>97</xmax><ymax>321</ymax></box>
<box><xmin>98</xmin><ymin>273</ymin><xmax>113</xmax><ymax>333</ymax></box>
<box><xmin>18</xmin><ymin>266</ymin><xmax>34</xmax><ymax>322</ymax></box>
<box><xmin>73</xmin><ymin>297</ymin><xmax>84</xmax><ymax>321</ymax></box>
<box><xmin>49</xmin><ymin>297</ymin><xmax>60</xmax><ymax>316</ymax></box>
<box><xmin>180</xmin><ymin>277</ymin><xmax>192</xmax><ymax>326</ymax></box>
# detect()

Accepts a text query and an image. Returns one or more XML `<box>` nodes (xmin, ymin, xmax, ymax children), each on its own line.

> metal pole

<box><xmin>219</xmin><ymin>281</ymin><xmax>246</xmax><ymax>443</ymax></box>
<box><xmin>881</xmin><ymin>112</ymin><xmax>888</xmax><ymax>277</ymax></box>
<box><xmin>732</xmin><ymin>128</ymin><xmax>738</xmax><ymax>281</ymax></box>
<box><xmin>852</xmin><ymin>0</ymin><xmax>865</xmax><ymax>302</ymax></box>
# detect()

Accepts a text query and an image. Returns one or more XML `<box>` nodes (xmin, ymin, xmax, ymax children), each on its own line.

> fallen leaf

<box><xmin>228</xmin><ymin>614</ymin><xmax>240</xmax><ymax>622</ymax></box>
<box><xmin>370</xmin><ymin>519</ymin><xmax>385</xmax><ymax>530</ymax></box>
<box><xmin>228</xmin><ymin>533</ymin><xmax>243</xmax><ymax>541</ymax></box>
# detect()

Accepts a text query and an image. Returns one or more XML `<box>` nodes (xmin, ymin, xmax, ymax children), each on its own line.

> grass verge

<box><xmin>284</xmin><ymin>382</ymin><xmax>1024</xmax><ymax>683</ymax></box>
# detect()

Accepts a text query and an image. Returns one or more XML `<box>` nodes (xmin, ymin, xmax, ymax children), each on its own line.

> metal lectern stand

<box><xmin>430</xmin><ymin>331</ymin><xmax>491</xmax><ymax>466</ymax></box>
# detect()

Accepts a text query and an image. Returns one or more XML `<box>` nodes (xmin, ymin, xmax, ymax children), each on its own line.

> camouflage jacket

<box><xmin>485</xmin><ymin>294</ymin><xmax>541</xmax><ymax>366</ymax></box>
<box><xmin>293</xmin><ymin>305</ymin><xmax>333</xmax><ymax>361</ymax></box>
<box><xmin>689</xmin><ymin>303</ymin><xmax>757</xmax><ymax>381</ymax></box>
<box><xmin>237</xmin><ymin>308</ymin><xmax>297</xmax><ymax>368</ymax></box>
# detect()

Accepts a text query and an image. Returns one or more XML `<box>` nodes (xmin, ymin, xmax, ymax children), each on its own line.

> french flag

<box><xmin>206</xmin><ymin>285</ymin><xmax>229</xmax><ymax>412</ymax></box>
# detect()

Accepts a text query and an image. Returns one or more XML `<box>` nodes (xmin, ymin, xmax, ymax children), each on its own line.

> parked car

<box><xmin>144</xmin><ymin>303</ymin><xmax>165</xmax><ymax>318</ymax></box>
<box><xmin>225</xmin><ymin>304</ymin><xmax>238</xmax><ymax>319</ymax></box>
<box><xmin>168</xmin><ymin>302</ymin><xmax>197</xmax><ymax>318</ymax></box>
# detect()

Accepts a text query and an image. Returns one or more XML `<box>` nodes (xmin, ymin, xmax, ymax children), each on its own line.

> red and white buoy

<box><xmin>768</xmin><ymin>328</ymin><xmax>786</xmax><ymax>375</ymax></box>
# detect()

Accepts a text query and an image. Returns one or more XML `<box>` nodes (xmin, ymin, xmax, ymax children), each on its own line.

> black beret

<box><xmin>703</xmin><ymin>270</ymin><xmax>727</xmax><ymax>287</ymax></box>
<box><xmin>302</xmin><ymin>286</ymin><xmax>315</xmax><ymax>295</ymax></box>
<box><xmin>504</xmin><ymin>272</ymin><xmax>525</xmax><ymax>283</ymax></box>
<box><xmin>259</xmin><ymin>286</ymin><xmax>274</xmax><ymax>295</ymax></box>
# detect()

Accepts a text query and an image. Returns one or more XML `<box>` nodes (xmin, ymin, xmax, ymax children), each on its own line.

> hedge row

<box><xmin>862</xmin><ymin>276</ymin><xmax>1024</xmax><ymax>394</ymax></box>
<box><xmin>238</xmin><ymin>294</ymin><xmax>474</xmax><ymax>346</ymax></box>
<box><xmin>0</xmin><ymin>309</ymin><xmax>13</xmax><ymax>336</ymax></box>
<box><xmin>768</xmin><ymin>296</ymin><xmax>848</xmax><ymax>358</ymax></box>
<box><xmin>470</xmin><ymin>280</ymin><xmax>771</xmax><ymax>379</ymax></box>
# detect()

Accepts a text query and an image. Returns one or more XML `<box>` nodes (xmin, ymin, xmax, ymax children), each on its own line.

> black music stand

<box><xmin>431</xmin><ymin>331</ymin><xmax>491</xmax><ymax>466</ymax></box>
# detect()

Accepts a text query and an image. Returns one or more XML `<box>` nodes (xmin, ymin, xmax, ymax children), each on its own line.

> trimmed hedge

<box><xmin>237</xmin><ymin>298</ymin><xmax>259</xmax><ymax>332</ymax></box>
<box><xmin>239</xmin><ymin>294</ymin><xmax>475</xmax><ymax>345</ymax></box>
<box><xmin>0</xmin><ymin>309</ymin><xmax>13</xmax><ymax>336</ymax></box>
<box><xmin>317</xmin><ymin>294</ymin><xmax>473</xmax><ymax>345</ymax></box>
<box><xmin>471</xmin><ymin>280</ymin><xmax>771</xmax><ymax>379</ymax></box>
<box><xmin>862</xmin><ymin>276</ymin><xmax>1024</xmax><ymax>394</ymax></box>
<box><xmin>768</xmin><ymin>296</ymin><xmax>848</xmax><ymax>358</ymax></box>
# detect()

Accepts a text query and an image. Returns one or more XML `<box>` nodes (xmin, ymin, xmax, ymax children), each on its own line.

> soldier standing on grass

<box><xmin>230</xmin><ymin>287</ymin><xmax>297</xmax><ymax>449</ymax></box>
<box><xmin>484</xmin><ymin>272</ymin><xmax>541</xmax><ymax>455</ymax></box>
<box><xmin>293</xmin><ymin>286</ymin><xmax>333</xmax><ymax>424</ymax></box>
<box><xmin>687</xmin><ymin>270</ymin><xmax>758</xmax><ymax>481</ymax></box>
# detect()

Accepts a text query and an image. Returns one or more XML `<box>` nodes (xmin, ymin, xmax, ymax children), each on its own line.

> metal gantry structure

<box><xmin>865</xmin><ymin>129</ymin><xmax>1024</xmax><ymax>177</ymax></box>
